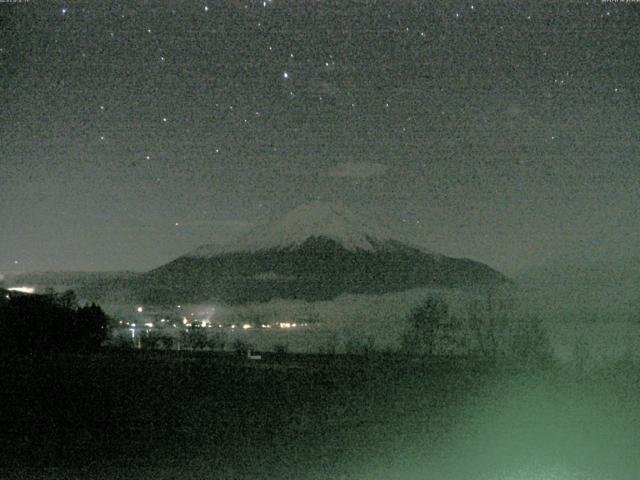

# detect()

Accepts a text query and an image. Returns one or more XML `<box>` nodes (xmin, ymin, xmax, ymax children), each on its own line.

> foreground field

<box><xmin>1</xmin><ymin>350</ymin><xmax>639</xmax><ymax>479</ymax></box>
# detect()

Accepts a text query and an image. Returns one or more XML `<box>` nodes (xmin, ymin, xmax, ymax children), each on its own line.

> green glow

<box><xmin>351</xmin><ymin>368</ymin><xmax>640</xmax><ymax>480</ymax></box>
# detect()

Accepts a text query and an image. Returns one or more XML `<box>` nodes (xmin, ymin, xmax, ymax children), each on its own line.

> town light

<box><xmin>8</xmin><ymin>286</ymin><xmax>35</xmax><ymax>294</ymax></box>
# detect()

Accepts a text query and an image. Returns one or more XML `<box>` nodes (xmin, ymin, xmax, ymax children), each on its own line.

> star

<box><xmin>61</xmin><ymin>8</ymin><xmax>68</xmax><ymax>15</ymax></box>
<box><xmin>204</xmin><ymin>5</ymin><xmax>209</xmax><ymax>12</ymax></box>
<box><xmin>283</xmin><ymin>72</ymin><xmax>289</xmax><ymax>79</ymax></box>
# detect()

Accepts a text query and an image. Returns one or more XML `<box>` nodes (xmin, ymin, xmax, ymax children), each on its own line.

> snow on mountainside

<box><xmin>65</xmin><ymin>202</ymin><xmax>508</xmax><ymax>304</ymax></box>
<box><xmin>5</xmin><ymin>203</ymin><xmax>507</xmax><ymax>306</ymax></box>
<box><xmin>189</xmin><ymin>201</ymin><xmax>432</xmax><ymax>256</ymax></box>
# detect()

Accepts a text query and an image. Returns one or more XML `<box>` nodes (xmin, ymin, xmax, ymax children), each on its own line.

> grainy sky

<box><xmin>1</xmin><ymin>1</ymin><xmax>639</xmax><ymax>275</ymax></box>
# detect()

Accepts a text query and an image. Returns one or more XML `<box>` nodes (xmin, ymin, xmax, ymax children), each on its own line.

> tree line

<box><xmin>401</xmin><ymin>293</ymin><xmax>555</xmax><ymax>369</ymax></box>
<box><xmin>0</xmin><ymin>290</ymin><xmax>109</xmax><ymax>355</ymax></box>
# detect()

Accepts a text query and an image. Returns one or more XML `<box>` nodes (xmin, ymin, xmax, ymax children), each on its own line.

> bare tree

<box><xmin>467</xmin><ymin>290</ymin><xmax>510</xmax><ymax>358</ymax></box>
<box><xmin>401</xmin><ymin>296</ymin><xmax>449</xmax><ymax>356</ymax></box>
<box><xmin>508</xmin><ymin>315</ymin><xmax>554</xmax><ymax>369</ymax></box>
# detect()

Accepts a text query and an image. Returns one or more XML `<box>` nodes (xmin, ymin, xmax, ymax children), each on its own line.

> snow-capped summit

<box><xmin>129</xmin><ymin>201</ymin><xmax>510</xmax><ymax>304</ymax></box>
<box><xmin>190</xmin><ymin>201</ymin><xmax>427</xmax><ymax>256</ymax></box>
<box><xmin>248</xmin><ymin>201</ymin><xmax>394</xmax><ymax>251</ymax></box>
<box><xmin>43</xmin><ymin>202</ymin><xmax>508</xmax><ymax>305</ymax></box>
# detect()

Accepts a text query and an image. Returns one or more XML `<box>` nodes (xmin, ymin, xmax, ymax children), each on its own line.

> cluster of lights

<box><xmin>278</xmin><ymin>322</ymin><xmax>300</xmax><ymax>329</ymax></box>
<box><xmin>122</xmin><ymin>303</ymin><xmax>313</xmax><ymax>333</ymax></box>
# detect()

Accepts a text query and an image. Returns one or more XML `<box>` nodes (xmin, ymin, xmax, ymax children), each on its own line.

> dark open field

<box><xmin>1</xmin><ymin>350</ymin><xmax>640</xmax><ymax>480</ymax></box>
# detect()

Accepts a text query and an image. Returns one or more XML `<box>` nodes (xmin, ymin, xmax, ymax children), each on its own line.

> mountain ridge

<box><xmin>13</xmin><ymin>203</ymin><xmax>510</xmax><ymax>305</ymax></box>
<box><xmin>129</xmin><ymin>202</ymin><xmax>509</xmax><ymax>304</ymax></box>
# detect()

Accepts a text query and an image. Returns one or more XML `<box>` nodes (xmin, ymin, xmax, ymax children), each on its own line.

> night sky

<box><xmin>1</xmin><ymin>1</ymin><xmax>639</xmax><ymax>275</ymax></box>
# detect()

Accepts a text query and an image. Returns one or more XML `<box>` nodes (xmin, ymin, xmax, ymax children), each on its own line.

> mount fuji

<box><xmin>120</xmin><ymin>202</ymin><xmax>509</xmax><ymax>304</ymax></box>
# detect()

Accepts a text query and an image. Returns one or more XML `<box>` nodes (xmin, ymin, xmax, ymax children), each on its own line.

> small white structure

<box><xmin>247</xmin><ymin>350</ymin><xmax>262</xmax><ymax>361</ymax></box>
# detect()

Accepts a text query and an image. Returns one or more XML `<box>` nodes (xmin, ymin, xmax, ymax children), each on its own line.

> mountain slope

<box><xmin>131</xmin><ymin>202</ymin><xmax>509</xmax><ymax>304</ymax></box>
